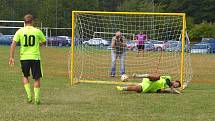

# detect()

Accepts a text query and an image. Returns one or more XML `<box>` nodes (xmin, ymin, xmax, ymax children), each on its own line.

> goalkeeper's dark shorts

<box><xmin>137</xmin><ymin>45</ymin><xmax>144</xmax><ymax>50</ymax></box>
<box><xmin>20</xmin><ymin>60</ymin><xmax>43</xmax><ymax>80</ymax></box>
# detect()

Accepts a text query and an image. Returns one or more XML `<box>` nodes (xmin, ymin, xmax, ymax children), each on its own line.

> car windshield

<box><xmin>154</xmin><ymin>41</ymin><xmax>163</xmax><ymax>44</ymax></box>
<box><xmin>127</xmin><ymin>41</ymin><xmax>134</xmax><ymax>44</ymax></box>
<box><xmin>169</xmin><ymin>43</ymin><xmax>178</xmax><ymax>48</ymax></box>
<box><xmin>192</xmin><ymin>45</ymin><xmax>207</xmax><ymax>49</ymax></box>
<box><xmin>144</xmin><ymin>44</ymin><xmax>150</xmax><ymax>48</ymax></box>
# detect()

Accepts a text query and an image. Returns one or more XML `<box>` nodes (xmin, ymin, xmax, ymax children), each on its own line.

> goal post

<box><xmin>71</xmin><ymin>11</ymin><xmax>192</xmax><ymax>89</ymax></box>
<box><xmin>0</xmin><ymin>20</ymin><xmax>24</xmax><ymax>35</ymax></box>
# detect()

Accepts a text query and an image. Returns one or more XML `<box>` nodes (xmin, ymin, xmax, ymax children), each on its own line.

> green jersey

<box><xmin>139</xmin><ymin>76</ymin><xmax>172</xmax><ymax>93</ymax></box>
<box><xmin>13</xmin><ymin>26</ymin><xmax>46</xmax><ymax>60</ymax></box>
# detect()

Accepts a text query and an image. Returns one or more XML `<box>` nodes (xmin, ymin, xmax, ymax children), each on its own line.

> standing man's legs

<box><xmin>110</xmin><ymin>50</ymin><xmax>117</xmax><ymax>76</ymax></box>
<box><xmin>120</xmin><ymin>52</ymin><xmax>125</xmax><ymax>75</ymax></box>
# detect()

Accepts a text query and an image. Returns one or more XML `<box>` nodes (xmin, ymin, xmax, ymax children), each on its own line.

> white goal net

<box><xmin>71</xmin><ymin>11</ymin><xmax>192</xmax><ymax>88</ymax></box>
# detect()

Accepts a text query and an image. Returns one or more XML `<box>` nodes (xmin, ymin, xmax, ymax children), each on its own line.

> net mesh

<box><xmin>72</xmin><ymin>12</ymin><xmax>192</xmax><ymax>86</ymax></box>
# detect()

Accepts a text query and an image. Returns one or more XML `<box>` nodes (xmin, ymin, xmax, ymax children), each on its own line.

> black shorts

<box><xmin>137</xmin><ymin>45</ymin><xmax>144</xmax><ymax>50</ymax></box>
<box><xmin>20</xmin><ymin>60</ymin><xmax>42</xmax><ymax>80</ymax></box>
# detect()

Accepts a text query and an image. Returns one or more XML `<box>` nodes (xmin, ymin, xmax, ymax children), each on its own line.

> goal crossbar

<box><xmin>72</xmin><ymin>11</ymin><xmax>185</xmax><ymax>16</ymax></box>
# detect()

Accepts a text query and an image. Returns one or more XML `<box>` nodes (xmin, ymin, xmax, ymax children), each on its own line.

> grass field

<box><xmin>0</xmin><ymin>46</ymin><xmax>215</xmax><ymax>121</ymax></box>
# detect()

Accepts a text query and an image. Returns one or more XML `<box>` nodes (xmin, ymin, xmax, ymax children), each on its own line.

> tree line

<box><xmin>0</xmin><ymin>0</ymin><xmax>215</xmax><ymax>41</ymax></box>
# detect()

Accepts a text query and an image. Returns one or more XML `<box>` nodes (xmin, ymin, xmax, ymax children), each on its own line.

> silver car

<box><xmin>83</xmin><ymin>38</ymin><xmax>110</xmax><ymax>46</ymax></box>
<box><xmin>191</xmin><ymin>43</ymin><xmax>211</xmax><ymax>54</ymax></box>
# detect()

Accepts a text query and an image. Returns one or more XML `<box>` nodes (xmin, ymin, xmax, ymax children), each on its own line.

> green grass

<box><xmin>0</xmin><ymin>46</ymin><xmax>215</xmax><ymax>121</ymax></box>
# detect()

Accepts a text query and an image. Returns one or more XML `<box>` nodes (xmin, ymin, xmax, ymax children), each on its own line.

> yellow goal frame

<box><xmin>71</xmin><ymin>11</ymin><xmax>186</xmax><ymax>89</ymax></box>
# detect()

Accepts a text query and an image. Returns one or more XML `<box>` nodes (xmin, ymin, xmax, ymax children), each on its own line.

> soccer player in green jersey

<box><xmin>116</xmin><ymin>73</ymin><xmax>181</xmax><ymax>94</ymax></box>
<box><xmin>9</xmin><ymin>14</ymin><xmax>46</xmax><ymax>104</ymax></box>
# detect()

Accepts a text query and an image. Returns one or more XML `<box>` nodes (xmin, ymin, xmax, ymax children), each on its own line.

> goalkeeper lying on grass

<box><xmin>116</xmin><ymin>74</ymin><xmax>181</xmax><ymax>94</ymax></box>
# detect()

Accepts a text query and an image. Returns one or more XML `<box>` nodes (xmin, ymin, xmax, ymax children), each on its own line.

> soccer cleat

<box><xmin>35</xmin><ymin>98</ymin><xmax>40</xmax><ymax>105</ymax></box>
<box><xmin>116</xmin><ymin>86</ymin><xmax>124</xmax><ymax>91</ymax></box>
<box><xmin>110</xmin><ymin>74</ymin><xmax>115</xmax><ymax>77</ymax></box>
<box><xmin>27</xmin><ymin>96</ymin><xmax>32</xmax><ymax>103</ymax></box>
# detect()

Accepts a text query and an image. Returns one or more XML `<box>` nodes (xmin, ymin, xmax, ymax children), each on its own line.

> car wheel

<box><xmin>99</xmin><ymin>43</ymin><xmax>104</xmax><ymax>48</ymax></box>
<box><xmin>132</xmin><ymin>47</ymin><xmax>138</xmax><ymax>51</ymax></box>
<box><xmin>156</xmin><ymin>47</ymin><xmax>162</xmax><ymax>51</ymax></box>
<box><xmin>84</xmin><ymin>42</ymin><xmax>89</xmax><ymax>46</ymax></box>
<box><xmin>59</xmin><ymin>42</ymin><xmax>63</xmax><ymax>47</ymax></box>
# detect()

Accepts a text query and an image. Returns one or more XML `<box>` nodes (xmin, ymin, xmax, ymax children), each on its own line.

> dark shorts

<box><xmin>137</xmin><ymin>45</ymin><xmax>144</xmax><ymax>50</ymax></box>
<box><xmin>20</xmin><ymin>60</ymin><xmax>42</xmax><ymax>80</ymax></box>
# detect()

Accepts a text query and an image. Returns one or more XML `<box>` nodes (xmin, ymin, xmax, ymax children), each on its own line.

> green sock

<box><xmin>24</xmin><ymin>83</ymin><xmax>32</xmax><ymax>98</ymax></box>
<box><xmin>34</xmin><ymin>88</ymin><xmax>40</xmax><ymax>100</ymax></box>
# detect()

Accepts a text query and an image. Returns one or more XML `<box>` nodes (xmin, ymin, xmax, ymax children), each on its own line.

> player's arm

<box><xmin>111</xmin><ymin>37</ymin><xmax>115</xmax><ymax>48</ymax></box>
<box><xmin>121</xmin><ymin>36</ymin><xmax>127</xmax><ymax>47</ymax></box>
<box><xmin>158</xmin><ymin>88</ymin><xmax>181</xmax><ymax>94</ymax></box>
<box><xmin>39</xmin><ymin>30</ymin><xmax>46</xmax><ymax>46</ymax></box>
<box><xmin>134</xmin><ymin>35</ymin><xmax>137</xmax><ymax>41</ymax></box>
<box><xmin>145</xmin><ymin>34</ymin><xmax>148</xmax><ymax>41</ymax></box>
<box><xmin>9</xmin><ymin>41</ymin><xmax>17</xmax><ymax>66</ymax></box>
<box><xmin>40</xmin><ymin>41</ymin><xmax>46</xmax><ymax>46</ymax></box>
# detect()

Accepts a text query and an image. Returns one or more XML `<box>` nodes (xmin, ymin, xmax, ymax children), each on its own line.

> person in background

<box><xmin>135</xmin><ymin>32</ymin><xmax>148</xmax><ymax>56</ymax></box>
<box><xmin>110</xmin><ymin>31</ymin><xmax>126</xmax><ymax>77</ymax></box>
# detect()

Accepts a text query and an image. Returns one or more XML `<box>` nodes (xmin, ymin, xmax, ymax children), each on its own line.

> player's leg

<box><xmin>34</xmin><ymin>79</ymin><xmax>40</xmax><ymax>105</ymax></box>
<box><xmin>117</xmin><ymin>78</ymin><xmax>151</xmax><ymax>93</ymax></box>
<box><xmin>110</xmin><ymin>50</ymin><xmax>117</xmax><ymax>77</ymax></box>
<box><xmin>132</xmin><ymin>73</ymin><xmax>149</xmax><ymax>78</ymax></box>
<box><xmin>31</xmin><ymin>60</ymin><xmax>42</xmax><ymax>105</ymax></box>
<box><xmin>141</xmin><ymin>45</ymin><xmax>145</xmax><ymax>57</ymax></box>
<box><xmin>20</xmin><ymin>60</ymin><xmax>32</xmax><ymax>103</ymax></box>
<box><xmin>119</xmin><ymin>52</ymin><xmax>125</xmax><ymax>75</ymax></box>
<box><xmin>137</xmin><ymin>45</ymin><xmax>140</xmax><ymax>56</ymax></box>
<box><xmin>132</xmin><ymin>73</ymin><xmax>160</xmax><ymax>81</ymax></box>
<box><xmin>116</xmin><ymin>85</ymin><xmax>142</xmax><ymax>93</ymax></box>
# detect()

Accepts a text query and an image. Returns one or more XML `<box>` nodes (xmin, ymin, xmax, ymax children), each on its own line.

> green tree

<box><xmin>117</xmin><ymin>0</ymin><xmax>164</xmax><ymax>12</ymax></box>
<box><xmin>98</xmin><ymin>0</ymin><xmax>123</xmax><ymax>11</ymax></box>
<box><xmin>158</xmin><ymin>0</ymin><xmax>215</xmax><ymax>24</ymax></box>
<box><xmin>189</xmin><ymin>21</ymin><xmax>215</xmax><ymax>41</ymax></box>
<box><xmin>72</xmin><ymin>0</ymin><xmax>99</xmax><ymax>10</ymax></box>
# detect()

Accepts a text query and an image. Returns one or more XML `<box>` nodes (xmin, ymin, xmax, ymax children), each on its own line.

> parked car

<box><xmin>58</xmin><ymin>36</ymin><xmax>70</xmax><ymax>40</ymax></box>
<box><xmin>150</xmin><ymin>40</ymin><xmax>167</xmax><ymax>51</ymax></box>
<box><xmin>126</xmin><ymin>40</ymin><xmax>137</xmax><ymax>51</ymax></box>
<box><xmin>144</xmin><ymin>42</ymin><xmax>155</xmax><ymax>51</ymax></box>
<box><xmin>126</xmin><ymin>41</ymin><xmax>155</xmax><ymax>51</ymax></box>
<box><xmin>191</xmin><ymin>43</ymin><xmax>211</xmax><ymax>54</ymax></box>
<box><xmin>165</xmin><ymin>41</ymin><xmax>181</xmax><ymax>52</ymax></box>
<box><xmin>68</xmin><ymin>37</ymin><xmax>84</xmax><ymax>46</ymax></box>
<box><xmin>83</xmin><ymin>38</ymin><xmax>110</xmax><ymax>47</ymax></box>
<box><xmin>201</xmin><ymin>39</ymin><xmax>215</xmax><ymax>53</ymax></box>
<box><xmin>46</xmin><ymin>36</ymin><xmax>68</xmax><ymax>46</ymax></box>
<box><xmin>0</xmin><ymin>35</ymin><xmax>14</xmax><ymax>45</ymax></box>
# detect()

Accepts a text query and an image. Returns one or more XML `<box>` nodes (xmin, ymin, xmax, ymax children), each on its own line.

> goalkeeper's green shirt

<box><xmin>139</xmin><ymin>76</ymin><xmax>172</xmax><ymax>93</ymax></box>
<box><xmin>13</xmin><ymin>26</ymin><xmax>46</xmax><ymax>60</ymax></box>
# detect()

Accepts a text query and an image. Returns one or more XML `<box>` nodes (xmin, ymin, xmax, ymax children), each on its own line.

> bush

<box><xmin>189</xmin><ymin>21</ymin><xmax>215</xmax><ymax>41</ymax></box>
